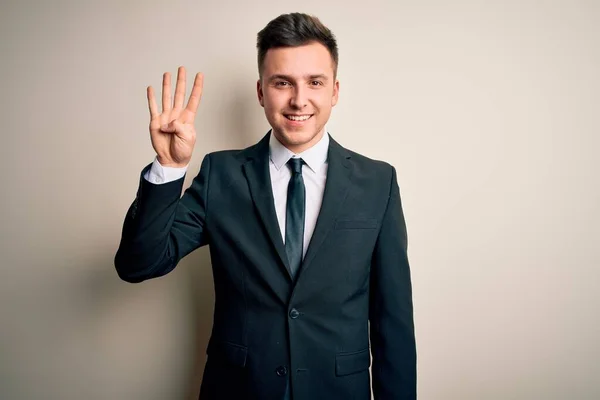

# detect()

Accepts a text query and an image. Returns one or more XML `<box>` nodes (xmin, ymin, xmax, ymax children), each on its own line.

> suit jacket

<box><xmin>115</xmin><ymin>132</ymin><xmax>416</xmax><ymax>399</ymax></box>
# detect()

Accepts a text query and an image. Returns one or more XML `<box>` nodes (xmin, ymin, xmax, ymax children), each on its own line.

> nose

<box><xmin>289</xmin><ymin>86</ymin><xmax>307</xmax><ymax>109</ymax></box>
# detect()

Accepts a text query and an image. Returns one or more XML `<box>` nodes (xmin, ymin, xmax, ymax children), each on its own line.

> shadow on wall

<box><xmin>186</xmin><ymin>77</ymin><xmax>266</xmax><ymax>399</ymax></box>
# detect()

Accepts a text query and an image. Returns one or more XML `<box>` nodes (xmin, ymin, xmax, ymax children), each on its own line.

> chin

<box><xmin>278</xmin><ymin>129</ymin><xmax>319</xmax><ymax>146</ymax></box>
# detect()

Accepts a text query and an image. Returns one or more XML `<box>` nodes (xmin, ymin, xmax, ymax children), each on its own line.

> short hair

<box><xmin>256</xmin><ymin>13</ymin><xmax>339</xmax><ymax>78</ymax></box>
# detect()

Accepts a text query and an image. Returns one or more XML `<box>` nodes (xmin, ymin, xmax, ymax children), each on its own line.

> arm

<box><xmin>114</xmin><ymin>153</ymin><xmax>211</xmax><ymax>283</ymax></box>
<box><xmin>369</xmin><ymin>166</ymin><xmax>417</xmax><ymax>399</ymax></box>
<box><xmin>114</xmin><ymin>66</ymin><xmax>206</xmax><ymax>283</ymax></box>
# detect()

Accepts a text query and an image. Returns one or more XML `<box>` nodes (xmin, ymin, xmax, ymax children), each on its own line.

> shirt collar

<box><xmin>269</xmin><ymin>129</ymin><xmax>330</xmax><ymax>173</ymax></box>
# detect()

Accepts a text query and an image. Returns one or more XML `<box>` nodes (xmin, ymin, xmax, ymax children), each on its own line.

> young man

<box><xmin>115</xmin><ymin>12</ymin><xmax>416</xmax><ymax>400</ymax></box>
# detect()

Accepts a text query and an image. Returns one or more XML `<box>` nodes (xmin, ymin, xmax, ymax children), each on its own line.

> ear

<box><xmin>331</xmin><ymin>79</ymin><xmax>340</xmax><ymax>107</ymax></box>
<box><xmin>257</xmin><ymin>79</ymin><xmax>265</xmax><ymax>107</ymax></box>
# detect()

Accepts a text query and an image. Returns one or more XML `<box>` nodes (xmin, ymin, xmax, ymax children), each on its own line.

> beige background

<box><xmin>1</xmin><ymin>0</ymin><xmax>599</xmax><ymax>399</ymax></box>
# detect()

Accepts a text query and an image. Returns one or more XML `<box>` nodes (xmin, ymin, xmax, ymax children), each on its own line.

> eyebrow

<box><xmin>268</xmin><ymin>74</ymin><xmax>330</xmax><ymax>82</ymax></box>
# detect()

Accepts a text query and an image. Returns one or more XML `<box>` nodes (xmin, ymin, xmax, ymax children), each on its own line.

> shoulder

<box><xmin>205</xmin><ymin>149</ymin><xmax>242</xmax><ymax>161</ymax></box>
<box><xmin>338</xmin><ymin>143</ymin><xmax>395</xmax><ymax>184</ymax></box>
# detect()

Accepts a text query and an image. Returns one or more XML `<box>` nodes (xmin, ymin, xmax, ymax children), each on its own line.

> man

<box><xmin>115</xmin><ymin>12</ymin><xmax>416</xmax><ymax>400</ymax></box>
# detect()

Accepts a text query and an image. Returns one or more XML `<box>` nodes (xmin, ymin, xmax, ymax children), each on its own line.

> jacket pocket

<box><xmin>335</xmin><ymin>348</ymin><xmax>371</xmax><ymax>376</ymax></box>
<box><xmin>334</xmin><ymin>219</ymin><xmax>378</xmax><ymax>230</ymax></box>
<box><xmin>206</xmin><ymin>339</ymin><xmax>248</xmax><ymax>368</ymax></box>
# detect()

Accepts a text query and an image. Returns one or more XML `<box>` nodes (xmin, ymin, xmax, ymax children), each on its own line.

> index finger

<box><xmin>185</xmin><ymin>72</ymin><xmax>204</xmax><ymax>116</ymax></box>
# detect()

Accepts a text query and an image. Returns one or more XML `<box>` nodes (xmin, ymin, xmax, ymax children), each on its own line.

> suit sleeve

<box><xmin>114</xmin><ymin>153</ymin><xmax>211</xmax><ymax>283</ymax></box>
<box><xmin>369</xmin><ymin>165</ymin><xmax>417</xmax><ymax>399</ymax></box>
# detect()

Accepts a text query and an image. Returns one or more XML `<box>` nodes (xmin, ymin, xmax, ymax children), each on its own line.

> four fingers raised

<box><xmin>147</xmin><ymin>67</ymin><xmax>203</xmax><ymax>121</ymax></box>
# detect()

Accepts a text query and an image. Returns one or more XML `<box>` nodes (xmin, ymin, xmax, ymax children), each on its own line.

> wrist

<box><xmin>156</xmin><ymin>155</ymin><xmax>189</xmax><ymax>169</ymax></box>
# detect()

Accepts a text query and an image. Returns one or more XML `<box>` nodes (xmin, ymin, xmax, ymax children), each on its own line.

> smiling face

<box><xmin>257</xmin><ymin>41</ymin><xmax>339</xmax><ymax>154</ymax></box>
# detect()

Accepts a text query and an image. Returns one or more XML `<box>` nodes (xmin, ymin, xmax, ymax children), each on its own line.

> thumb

<box><xmin>161</xmin><ymin>119</ymin><xmax>182</xmax><ymax>133</ymax></box>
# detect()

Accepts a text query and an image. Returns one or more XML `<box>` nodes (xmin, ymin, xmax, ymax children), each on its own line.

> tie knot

<box><xmin>288</xmin><ymin>157</ymin><xmax>303</xmax><ymax>174</ymax></box>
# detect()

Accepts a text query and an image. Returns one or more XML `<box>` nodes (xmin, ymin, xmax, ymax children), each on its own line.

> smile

<box><xmin>285</xmin><ymin>114</ymin><xmax>313</xmax><ymax>121</ymax></box>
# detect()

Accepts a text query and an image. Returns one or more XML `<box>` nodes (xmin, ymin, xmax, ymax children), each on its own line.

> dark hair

<box><xmin>256</xmin><ymin>13</ymin><xmax>338</xmax><ymax>78</ymax></box>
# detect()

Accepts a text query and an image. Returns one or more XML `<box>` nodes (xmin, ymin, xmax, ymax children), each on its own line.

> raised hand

<box><xmin>147</xmin><ymin>66</ymin><xmax>204</xmax><ymax>168</ymax></box>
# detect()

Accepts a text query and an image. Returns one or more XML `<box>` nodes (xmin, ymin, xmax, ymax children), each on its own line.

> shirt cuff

<box><xmin>143</xmin><ymin>156</ymin><xmax>188</xmax><ymax>184</ymax></box>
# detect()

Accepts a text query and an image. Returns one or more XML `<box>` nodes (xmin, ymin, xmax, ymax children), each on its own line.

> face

<box><xmin>257</xmin><ymin>41</ymin><xmax>339</xmax><ymax>154</ymax></box>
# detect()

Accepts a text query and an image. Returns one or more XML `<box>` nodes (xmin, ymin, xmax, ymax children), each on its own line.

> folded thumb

<box><xmin>161</xmin><ymin>121</ymin><xmax>178</xmax><ymax>132</ymax></box>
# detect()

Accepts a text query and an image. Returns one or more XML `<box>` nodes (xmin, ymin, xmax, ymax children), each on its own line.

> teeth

<box><xmin>286</xmin><ymin>115</ymin><xmax>311</xmax><ymax>121</ymax></box>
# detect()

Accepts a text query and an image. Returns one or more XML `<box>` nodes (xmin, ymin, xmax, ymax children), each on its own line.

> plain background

<box><xmin>1</xmin><ymin>0</ymin><xmax>598</xmax><ymax>399</ymax></box>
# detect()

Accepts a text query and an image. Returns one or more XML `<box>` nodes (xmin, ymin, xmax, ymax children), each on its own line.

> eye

<box><xmin>275</xmin><ymin>81</ymin><xmax>290</xmax><ymax>87</ymax></box>
<box><xmin>311</xmin><ymin>80</ymin><xmax>323</xmax><ymax>86</ymax></box>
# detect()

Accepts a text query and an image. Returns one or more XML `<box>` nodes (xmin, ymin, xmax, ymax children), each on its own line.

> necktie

<box><xmin>285</xmin><ymin>157</ymin><xmax>305</xmax><ymax>279</ymax></box>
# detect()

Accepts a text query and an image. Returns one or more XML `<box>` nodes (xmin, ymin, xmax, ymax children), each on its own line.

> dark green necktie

<box><xmin>285</xmin><ymin>157</ymin><xmax>305</xmax><ymax>278</ymax></box>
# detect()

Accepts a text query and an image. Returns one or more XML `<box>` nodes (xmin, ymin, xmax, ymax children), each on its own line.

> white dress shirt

<box><xmin>144</xmin><ymin>132</ymin><xmax>330</xmax><ymax>258</ymax></box>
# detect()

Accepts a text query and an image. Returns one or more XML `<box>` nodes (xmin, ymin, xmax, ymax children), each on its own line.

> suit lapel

<box><xmin>297</xmin><ymin>136</ymin><xmax>353</xmax><ymax>280</ymax></box>
<box><xmin>241</xmin><ymin>132</ymin><xmax>293</xmax><ymax>281</ymax></box>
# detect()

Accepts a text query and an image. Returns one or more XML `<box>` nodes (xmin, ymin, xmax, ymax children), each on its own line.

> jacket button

<box><xmin>289</xmin><ymin>308</ymin><xmax>300</xmax><ymax>319</ymax></box>
<box><xmin>276</xmin><ymin>366</ymin><xmax>288</xmax><ymax>376</ymax></box>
